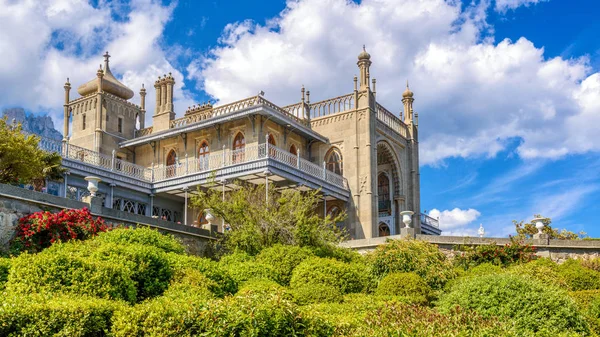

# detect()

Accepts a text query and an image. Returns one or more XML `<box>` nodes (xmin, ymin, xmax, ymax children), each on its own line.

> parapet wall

<box><xmin>0</xmin><ymin>183</ymin><xmax>216</xmax><ymax>256</ymax></box>
<box><xmin>341</xmin><ymin>234</ymin><xmax>600</xmax><ymax>263</ymax></box>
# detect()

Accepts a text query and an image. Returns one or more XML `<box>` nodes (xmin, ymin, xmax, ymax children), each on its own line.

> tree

<box><xmin>0</xmin><ymin>117</ymin><xmax>65</xmax><ymax>187</ymax></box>
<box><xmin>190</xmin><ymin>182</ymin><xmax>346</xmax><ymax>255</ymax></box>
<box><xmin>514</xmin><ymin>214</ymin><xmax>586</xmax><ymax>240</ymax></box>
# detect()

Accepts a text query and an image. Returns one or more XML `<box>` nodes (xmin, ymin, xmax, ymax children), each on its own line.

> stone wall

<box><xmin>0</xmin><ymin>183</ymin><xmax>216</xmax><ymax>256</ymax></box>
<box><xmin>340</xmin><ymin>233</ymin><xmax>600</xmax><ymax>263</ymax></box>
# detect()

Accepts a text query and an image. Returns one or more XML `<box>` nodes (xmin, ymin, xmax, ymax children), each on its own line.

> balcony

<box><xmin>38</xmin><ymin>137</ymin><xmax>350</xmax><ymax>200</ymax></box>
<box><xmin>420</xmin><ymin>213</ymin><xmax>441</xmax><ymax>235</ymax></box>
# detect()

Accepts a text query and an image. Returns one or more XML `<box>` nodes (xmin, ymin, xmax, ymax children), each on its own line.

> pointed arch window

<box><xmin>267</xmin><ymin>134</ymin><xmax>276</xmax><ymax>157</ymax></box>
<box><xmin>325</xmin><ymin>147</ymin><xmax>343</xmax><ymax>175</ymax></box>
<box><xmin>198</xmin><ymin>140</ymin><xmax>210</xmax><ymax>171</ymax></box>
<box><xmin>232</xmin><ymin>132</ymin><xmax>245</xmax><ymax>163</ymax></box>
<box><xmin>289</xmin><ymin>144</ymin><xmax>298</xmax><ymax>156</ymax></box>
<box><xmin>378</xmin><ymin>222</ymin><xmax>390</xmax><ymax>237</ymax></box>
<box><xmin>166</xmin><ymin>149</ymin><xmax>177</xmax><ymax>178</ymax></box>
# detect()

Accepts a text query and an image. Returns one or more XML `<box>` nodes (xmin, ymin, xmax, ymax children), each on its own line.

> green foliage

<box><xmin>6</xmin><ymin>244</ymin><xmax>137</xmax><ymax>303</ymax></box>
<box><xmin>558</xmin><ymin>259</ymin><xmax>600</xmax><ymax>291</ymax></box>
<box><xmin>31</xmin><ymin>151</ymin><xmax>68</xmax><ymax>191</ymax></box>
<box><xmin>437</xmin><ymin>273</ymin><xmax>589</xmax><ymax>335</ymax></box>
<box><xmin>190</xmin><ymin>183</ymin><xmax>346</xmax><ymax>255</ymax></box>
<box><xmin>454</xmin><ymin>237</ymin><xmax>536</xmax><ymax>269</ymax></box>
<box><xmin>290</xmin><ymin>283</ymin><xmax>343</xmax><ymax>305</ymax></box>
<box><xmin>0</xmin><ymin>258</ymin><xmax>9</xmax><ymax>289</ymax></box>
<box><xmin>514</xmin><ymin>214</ymin><xmax>586</xmax><ymax>240</ymax></box>
<box><xmin>93</xmin><ymin>227</ymin><xmax>185</xmax><ymax>254</ymax></box>
<box><xmin>367</xmin><ymin>239</ymin><xmax>455</xmax><ymax>290</ymax></box>
<box><xmin>256</xmin><ymin>244</ymin><xmax>315</xmax><ymax>285</ymax></box>
<box><xmin>581</xmin><ymin>257</ymin><xmax>600</xmax><ymax>272</ymax></box>
<box><xmin>0</xmin><ymin>292</ymin><xmax>123</xmax><ymax>337</ymax></box>
<box><xmin>166</xmin><ymin>253</ymin><xmax>237</xmax><ymax>297</ymax></box>
<box><xmin>222</xmin><ymin>260</ymin><xmax>281</xmax><ymax>285</ymax></box>
<box><xmin>112</xmin><ymin>291</ymin><xmax>330</xmax><ymax>337</ymax></box>
<box><xmin>237</xmin><ymin>278</ymin><xmax>287</xmax><ymax>297</ymax></box>
<box><xmin>0</xmin><ymin>118</ymin><xmax>46</xmax><ymax>185</ymax></box>
<box><xmin>467</xmin><ymin>262</ymin><xmax>504</xmax><ymax>276</ymax></box>
<box><xmin>507</xmin><ymin>258</ymin><xmax>567</xmax><ymax>288</ymax></box>
<box><xmin>303</xmin><ymin>294</ymin><xmax>516</xmax><ymax>337</ymax></box>
<box><xmin>163</xmin><ymin>268</ymin><xmax>216</xmax><ymax>300</ymax></box>
<box><xmin>290</xmin><ymin>257</ymin><xmax>369</xmax><ymax>294</ymax></box>
<box><xmin>375</xmin><ymin>272</ymin><xmax>431</xmax><ymax>303</ymax></box>
<box><xmin>311</xmin><ymin>244</ymin><xmax>363</xmax><ymax>263</ymax></box>
<box><xmin>219</xmin><ymin>250</ymin><xmax>255</xmax><ymax>264</ymax></box>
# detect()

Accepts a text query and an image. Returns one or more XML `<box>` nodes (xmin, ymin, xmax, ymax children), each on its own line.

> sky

<box><xmin>0</xmin><ymin>0</ymin><xmax>599</xmax><ymax>237</ymax></box>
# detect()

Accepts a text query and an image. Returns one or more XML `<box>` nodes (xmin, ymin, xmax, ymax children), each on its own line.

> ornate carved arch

<box><xmin>377</xmin><ymin>141</ymin><xmax>402</xmax><ymax>198</ymax></box>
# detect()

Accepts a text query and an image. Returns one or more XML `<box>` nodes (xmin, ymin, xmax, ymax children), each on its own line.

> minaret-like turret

<box><xmin>139</xmin><ymin>84</ymin><xmax>146</xmax><ymax>129</ymax></box>
<box><xmin>402</xmin><ymin>81</ymin><xmax>414</xmax><ymax>124</ymax></box>
<box><xmin>152</xmin><ymin>73</ymin><xmax>176</xmax><ymax>132</ymax></box>
<box><xmin>357</xmin><ymin>46</ymin><xmax>372</xmax><ymax>91</ymax></box>
<box><xmin>63</xmin><ymin>78</ymin><xmax>71</xmax><ymax>141</ymax></box>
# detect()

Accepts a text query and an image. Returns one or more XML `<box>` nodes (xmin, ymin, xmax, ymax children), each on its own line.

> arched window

<box><xmin>232</xmin><ymin>132</ymin><xmax>245</xmax><ymax>163</ymax></box>
<box><xmin>325</xmin><ymin>147</ymin><xmax>343</xmax><ymax>175</ymax></box>
<box><xmin>378</xmin><ymin>173</ymin><xmax>391</xmax><ymax>215</ymax></box>
<box><xmin>267</xmin><ymin>134</ymin><xmax>276</xmax><ymax>157</ymax></box>
<box><xmin>166</xmin><ymin>149</ymin><xmax>177</xmax><ymax>178</ymax></box>
<box><xmin>197</xmin><ymin>210</ymin><xmax>209</xmax><ymax>227</ymax></box>
<box><xmin>378</xmin><ymin>222</ymin><xmax>390</xmax><ymax>237</ymax></box>
<box><xmin>327</xmin><ymin>205</ymin><xmax>341</xmax><ymax>219</ymax></box>
<box><xmin>198</xmin><ymin>140</ymin><xmax>210</xmax><ymax>171</ymax></box>
<box><xmin>289</xmin><ymin>144</ymin><xmax>298</xmax><ymax>156</ymax></box>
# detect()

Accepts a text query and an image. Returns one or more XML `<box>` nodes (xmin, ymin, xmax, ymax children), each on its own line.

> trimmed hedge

<box><xmin>558</xmin><ymin>259</ymin><xmax>600</xmax><ymax>291</ymax></box>
<box><xmin>311</xmin><ymin>244</ymin><xmax>363</xmax><ymax>263</ymax></box>
<box><xmin>437</xmin><ymin>273</ymin><xmax>589</xmax><ymax>335</ymax></box>
<box><xmin>290</xmin><ymin>257</ymin><xmax>369</xmax><ymax>294</ymax></box>
<box><xmin>508</xmin><ymin>258</ymin><xmax>566</xmax><ymax>288</ymax></box>
<box><xmin>6</xmin><ymin>247</ymin><xmax>137</xmax><ymax>303</ymax></box>
<box><xmin>290</xmin><ymin>283</ymin><xmax>343</xmax><ymax>305</ymax></box>
<box><xmin>256</xmin><ymin>244</ymin><xmax>315</xmax><ymax>285</ymax></box>
<box><xmin>375</xmin><ymin>272</ymin><xmax>431</xmax><ymax>303</ymax></box>
<box><xmin>0</xmin><ymin>292</ymin><xmax>123</xmax><ymax>337</ymax></box>
<box><xmin>367</xmin><ymin>239</ymin><xmax>455</xmax><ymax>290</ymax></box>
<box><xmin>0</xmin><ymin>258</ymin><xmax>9</xmax><ymax>289</ymax></box>
<box><xmin>92</xmin><ymin>227</ymin><xmax>185</xmax><ymax>254</ymax></box>
<box><xmin>166</xmin><ymin>253</ymin><xmax>237</xmax><ymax>297</ymax></box>
<box><xmin>466</xmin><ymin>262</ymin><xmax>504</xmax><ymax>276</ymax></box>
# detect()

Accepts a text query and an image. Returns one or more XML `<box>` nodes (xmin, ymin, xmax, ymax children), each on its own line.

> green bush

<box><xmin>163</xmin><ymin>268</ymin><xmax>216</xmax><ymax>301</ymax></box>
<box><xmin>6</xmin><ymin>247</ymin><xmax>137</xmax><ymax>303</ymax></box>
<box><xmin>437</xmin><ymin>273</ymin><xmax>589</xmax><ymax>335</ymax></box>
<box><xmin>290</xmin><ymin>257</ymin><xmax>368</xmax><ymax>294</ymax></box>
<box><xmin>0</xmin><ymin>292</ymin><xmax>123</xmax><ymax>337</ymax></box>
<box><xmin>93</xmin><ymin>227</ymin><xmax>185</xmax><ymax>254</ymax></box>
<box><xmin>466</xmin><ymin>262</ymin><xmax>504</xmax><ymax>276</ymax></box>
<box><xmin>303</xmin><ymin>294</ymin><xmax>515</xmax><ymax>337</ymax></box>
<box><xmin>166</xmin><ymin>253</ymin><xmax>237</xmax><ymax>297</ymax></box>
<box><xmin>558</xmin><ymin>259</ymin><xmax>600</xmax><ymax>291</ymax></box>
<box><xmin>0</xmin><ymin>258</ymin><xmax>9</xmax><ymax>289</ymax></box>
<box><xmin>256</xmin><ymin>244</ymin><xmax>315</xmax><ymax>285</ymax></box>
<box><xmin>453</xmin><ymin>237</ymin><xmax>536</xmax><ymax>269</ymax></box>
<box><xmin>508</xmin><ymin>258</ymin><xmax>566</xmax><ymax>288</ymax></box>
<box><xmin>223</xmin><ymin>260</ymin><xmax>281</xmax><ymax>285</ymax></box>
<box><xmin>237</xmin><ymin>278</ymin><xmax>287</xmax><ymax>297</ymax></box>
<box><xmin>290</xmin><ymin>283</ymin><xmax>343</xmax><ymax>305</ymax></box>
<box><xmin>367</xmin><ymin>239</ymin><xmax>455</xmax><ymax>290</ymax></box>
<box><xmin>112</xmin><ymin>291</ymin><xmax>330</xmax><ymax>337</ymax></box>
<box><xmin>219</xmin><ymin>250</ymin><xmax>255</xmax><ymax>264</ymax></box>
<box><xmin>375</xmin><ymin>272</ymin><xmax>431</xmax><ymax>303</ymax></box>
<box><xmin>311</xmin><ymin>244</ymin><xmax>363</xmax><ymax>263</ymax></box>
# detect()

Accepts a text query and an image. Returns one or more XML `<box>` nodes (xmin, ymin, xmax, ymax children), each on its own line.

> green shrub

<box><xmin>93</xmin><ymin>227</ymin><xmax>185</xmax><ymax>254</ymax></box>
<box><xmin>508</xmin><ymin>258</ymin><xmax>566</xmax><ymax>288</ymax></box>
<box><xmin>238</xmin><ymin>278</ymin><xmax>287</xmax><ymax>297</ymax></box>
<box><xmin>0</xmin><ymin>292</ymin><xmax>123</xmax><ymax>337</ymax></box>
<box><xmin>290</xmin><ymin>283</ymin><xmax>343</xmax><ymax>305</ymax></box>
<box><xmin>290</xmin><ymin>257</ymin><xmax>368</xmax><ymax>294</ymax></box>
<box><xmin>89</xmin><ymin>242</ymin><xmax>173</xmax><ymax>301</ymax></box>
<box><xmin>582</xmin><ymin>258</ymin><xmax>600</xmax><ymax>272</ymax></box>
<box><xmin>367</xmin><ymin>239</ymin><xmax>455</xmax><ymax>290</ymax></box>
<box><xmin>466</xmin><ymin>262</ymin><xmax>504</xmax><ymax>276</ymax></box>
<box><xmin>219</xmin><ymin>250</ymin><xmax>255</xmax><ymax>264</ymax></box>
<box><xmin>453</xmin><ymin>237</ymin><xmax>536</xmax><ymax>269</ymax></box>
<box><xmin>223</xmin><ymin>260</ymin><xmax>281</xmax><ymax>285</ymax></box>
<box><xmin>112</xmin><ymin>291</ymin><xmax>330</xmax><ymax>337</ymax></box>
<box><xmin>0</xmin><ymin>258</ymin><xmax>9</xmax><ymax>289</ymax></box>
<box><xmin>437</xmin><ymin>273</ymin><xmax>589</xmax><ymax>335</ymax></box>
<box><xmin>558</xmin><ymin>259</ymin><xmax>600</xmax><ymax>291</ymax></box>
<box><xmin>375</xmin><ymin>272</ymin><xmax>431</xmax><ymax>303</ymax></box>
<box><xmin>311</xmin><ymin>244</ymin><xmax>363</xmax><ymax>263</ymax></box>
<box><xmin>166</xmin><ymin>253</ymin><xmax>237</xmax><ymax>297</ymax></box>
<box><xmin>569</xmin><ymin>290</ymin><xmax>600</xmax><ymax>336</ymax></box>
<box><xmin>255</xmin><ymin>244</ymin><xmax>315</xmax><ymax>285</ymax></box>
<box><xmin>6</xmin><ymin>247</ymin><xmax>137</xmax><ymax>303</ymax></box>
<box><xmin>303</xmin><ymin>294</ymin><xmax>515</xmax><ymax>337</ymax></box>
<box><xmin>163</xmin><ymin>268</ymin><xmax>216</xmax><ymax>301</ymax></box>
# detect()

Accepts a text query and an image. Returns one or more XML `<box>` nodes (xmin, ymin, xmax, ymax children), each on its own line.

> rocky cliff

<box><xmin>2</xmin><ymin>108</ymin><xmax>62</xmax><ymax>140</ymax></box>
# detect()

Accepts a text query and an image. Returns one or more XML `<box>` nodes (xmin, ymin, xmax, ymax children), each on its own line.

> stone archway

<box><xmin>377</xmin><ymin>141</ymin><xmax>402</xmax><ymax>198</ymax></box>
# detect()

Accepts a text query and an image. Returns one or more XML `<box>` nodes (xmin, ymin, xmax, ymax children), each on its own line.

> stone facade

<box><xmin>56</xmin><ymin>47</ymin><xmax>424</xmax><ymax>240</ymax></box>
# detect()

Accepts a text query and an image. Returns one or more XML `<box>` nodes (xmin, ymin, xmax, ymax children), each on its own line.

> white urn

<box><xmin>84</xmin><ymin>176</ymin><xmax>102</xmax><ymax>196</ymax></box>
<box><xmin>400</xmin><ymin>211</ymin><xmax>414</xmax><ymax>228</ymax></box>
<box><xmin>532</xmin><ymin>217</ymin><xmax>546</xmax><ymax>235</ymax></box>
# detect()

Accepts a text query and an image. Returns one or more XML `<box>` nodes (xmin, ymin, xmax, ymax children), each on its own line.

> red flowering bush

<box><xmin>11</xmin><ymin>208</ymin><xmax>110</xmax><ymax>253</ymax></box>
<box><xmin>454</xmin><ymin>236</ymin><xmax>536</xmax><ymax>269</ymax></box>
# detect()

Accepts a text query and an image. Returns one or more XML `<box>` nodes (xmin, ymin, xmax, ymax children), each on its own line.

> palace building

<box><xmin>42</xmin><ymin>48</ymin><xmax>440</xmax><ymax>239</ymax></box>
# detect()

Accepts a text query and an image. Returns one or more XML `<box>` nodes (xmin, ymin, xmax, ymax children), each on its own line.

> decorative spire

<box><xmin>402</xmin><ymin>80</ymin><xmax>413</xmax><ymax>98</ymax></box>
<box><xmin>357</xmin><ymin>46</ymin><xmax>372</xmax><ymax>90</ymax></box>
<box><xmin>103</xmin><ymin>51</ymin><xmax>111</xmax><ymax>74</ymax></box>
<box><xmin>358</xmin><ymin>45</ymin><xmax>371</xmax><ymax>61</ymax></box>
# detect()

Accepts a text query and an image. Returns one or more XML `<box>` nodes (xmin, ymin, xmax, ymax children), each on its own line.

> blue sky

<box><xmin>1</xmin><ymin>0</ymin><xmax>599</xmax><ymax>237</ymax></box>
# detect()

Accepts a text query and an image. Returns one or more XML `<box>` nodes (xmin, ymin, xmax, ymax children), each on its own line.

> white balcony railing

<box><xmin>37</xmin><ymin>136</ymin><xmax>348</xmax><ymax>190</ymax></box>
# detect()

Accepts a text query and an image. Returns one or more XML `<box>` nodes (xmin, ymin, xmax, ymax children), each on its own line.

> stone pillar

<box><xmin>154</xmin><ymin>79</ymin><xmax>162</xmax><ymax>115</ymax></box>
<box><xmin>63</xmin><ymin>78</ymin><xmax>71</xmax><ymax>141</ymax></box>
<box><xmin>139</xmin><ymin>84</ymin><xmax>146</xmax><ymax>129</ymax></box>
<box><xmin>161</xmin><ymin>79</ymin><xmax>167</xmax><ymax>111</ymax></box>
<box><xmin>95</xmin><ymin>67</ymin><xmax>104</xmax><ymax>153</ymax></box>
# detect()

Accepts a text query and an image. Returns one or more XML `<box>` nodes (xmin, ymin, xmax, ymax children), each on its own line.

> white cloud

<box><xmin>190</xmin><ymin>0</ymin><xmax>600</xmax><ymax>166</ymax></box>
<box><xmin>428</xmin><ymin>208</ymin><xmax>481</xmax><ymax>231</ymax></box>
<box><xmin>0</xmin><ymin>0</ymin><xmax>193</xmax><ymax>129</ymax></box>
<box><xmin>495</xmin><ymin>0</ymin><xmax>548</xmax><ymax>12</ymax></box>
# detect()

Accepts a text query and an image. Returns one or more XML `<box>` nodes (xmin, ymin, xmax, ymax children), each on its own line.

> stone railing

<box><xmin>169</xmin><ymin>95</ymin><xmax>310</xmax><ymax>130</ymax></box>
<box><xmin>421</xmin><ymin>213</ymin><xmax>439</xmax><ymax>228</ymax></box>
<box><xmin>135</xmin><ymin>126</ymin><xmax>153</xmax><ymax>137</ymax></box>
<box><xmin>376</xmin><ymin>103</ymin><xmax>408</xmax><ymax>138</ymax></box>
<box><xmin>309</xmin><ymin>93</ymin><xmax>354</xmax><ymax>118</ymax></box>
<box><xmin>39</xmin><ymin>136</ymin><xmax>348</xmax><ymax>190</ymax></box>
